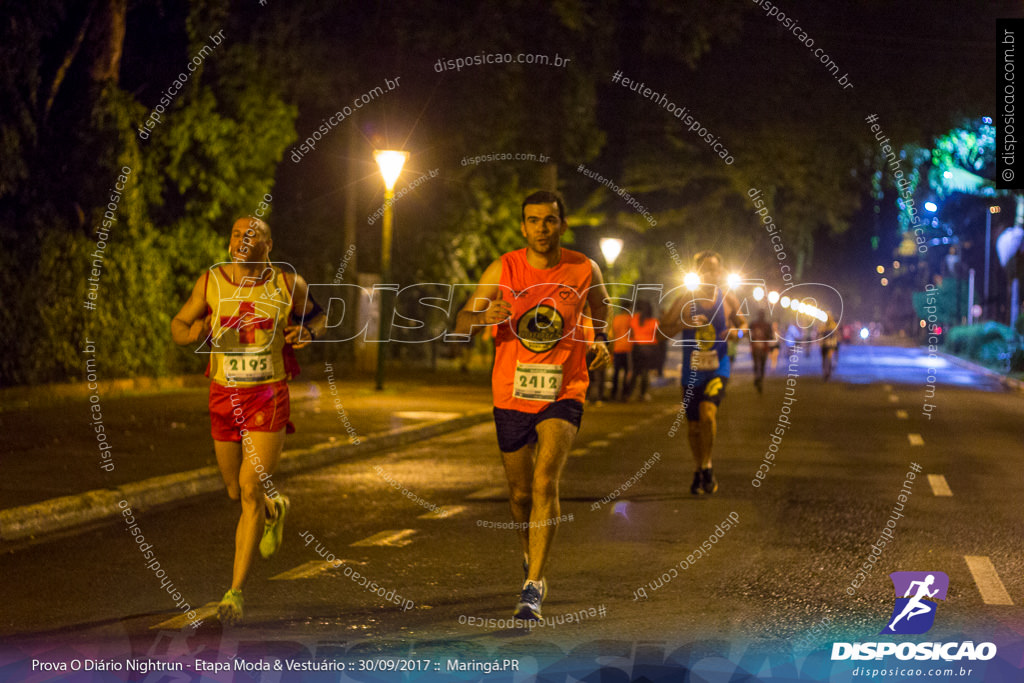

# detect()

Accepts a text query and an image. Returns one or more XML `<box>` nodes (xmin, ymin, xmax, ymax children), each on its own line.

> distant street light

<box><xmin>599</xmin><ymin>237</ymin><xmax>624</xmax><ymax>268</ymax></box>
<box><xmin>924</xmin><ymin>201</ymin><xmax>938</xmax><ymax>213</ymax></box>
<box><xmin>373</xmin><ymin>149</ymin><xmax>409</xmax><ymax>391</ymax></box>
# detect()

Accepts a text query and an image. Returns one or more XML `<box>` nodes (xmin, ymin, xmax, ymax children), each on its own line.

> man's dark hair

<box><xmin>693</xmin><ymin>249</ymin><xmax>722</xmax><ymax>266</ymax></box>
<box><xmin>521</xmin><ymin>190</ymin><xmax>566</xmax><ymax>223</ymax></box>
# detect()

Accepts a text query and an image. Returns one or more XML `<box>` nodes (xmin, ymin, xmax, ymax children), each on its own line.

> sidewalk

<box><xmin>0</xmin><ymin>366</ymin><xmax>496</xmax><ymax>545</ymax></box>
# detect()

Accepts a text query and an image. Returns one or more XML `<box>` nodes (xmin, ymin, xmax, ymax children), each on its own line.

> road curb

<box><xmin>937</xmin><ymin>351</ymin><xmax>1024</xmax><ymax>393</ymax></box>
<box><xmin>0</xmin><ymin>410</ymin><xmax>492</xmax><ymax>544</ymax></box>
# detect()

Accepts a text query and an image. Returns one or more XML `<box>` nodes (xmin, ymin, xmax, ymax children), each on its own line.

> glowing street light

<box><xmin>924</xmin><ymin>201</ymin><xmax>938</xmax><ymax>213</ymax></box>
<box><xmin>373</xmin><ymin>149</ymin><xmax>409</xmax><ymax>390</ymax></box>
<box><xmin>684</xmin><ymin>272</ymin><xmax>701</xmax><ymax>290</ymax></box>
<box><xmin>767</xmin><ymin>290</ymin><xmax>780</xmax><ymax>305</ymax></box>
<box><xmin>599</xmin><ymin>237</ymin><xmax>624</xmax><ymax>268</ymax></box>
<box><xmin>726</xmin><ymin>272</ymin><xmax>742</xmax><ymax>290</ymax></box>
<box><xmin>753</xmin><ymin>286</ymin><xmax>765</xmax><ymax>301</ymax></box>
<box><xmin>780</xmin><ymin>296</ymin><xmax>791</xmax><ymax>308</ymax></box>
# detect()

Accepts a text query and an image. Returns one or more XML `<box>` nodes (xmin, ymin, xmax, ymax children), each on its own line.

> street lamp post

<box><xmin>985</xmin><ymin>205</ymin><xmax>1000</xmax><ymax>318</ymax></box>
<box><xmin>373</xmin><ymin>149</ymin><xmax>409</xmax><ymax>391</ymax></box>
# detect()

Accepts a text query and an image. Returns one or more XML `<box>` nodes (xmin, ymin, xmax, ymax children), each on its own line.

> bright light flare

<box><xmin>860</xmin><ymin>327</ymin><xmax>870</xmax><ymax>340</ymax></box>
<box><xmin>600</xmin><ymin>238</ymin><xmax>624</xmax><ymax>267</ymax></box>
<box><xmin>753</xmin><ymin>286</ymin><xmax>765</xmax><ymax>301</ymax></box>
<box><xmin>684</xmin><ymin>272</ymin><xmax>701</xmax><ymax>290</ymax></box>
<box><xmin>767</xmin><ymin>290</ymin><xmax>780</xmax><ymax>305</ymax></box>
<box><xmin>726</xmin><ymin>272</ymin><xmax>742</xmax><ymax>289</ymax></box>
<box><xmin>374</xmin><ymin>150</ymin><xmax>409</xmax><ymax>191</ymax></box>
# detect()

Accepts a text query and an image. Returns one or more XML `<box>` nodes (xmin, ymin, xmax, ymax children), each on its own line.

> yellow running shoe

<box><xmin>259</xmin><ymin>495</ymin><xmax>290</xmax><ymax>559</ymax></box>
<box><xmin>217</xmin><ymin>589</ymin><xmax>243</xmax><ymax>625</ymax></box>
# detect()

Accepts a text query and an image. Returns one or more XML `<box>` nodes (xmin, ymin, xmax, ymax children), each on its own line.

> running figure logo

<box><xmin>881</xmin><ymin>571</ymin><xmax>949</xmax><ymax>634</ymax></box>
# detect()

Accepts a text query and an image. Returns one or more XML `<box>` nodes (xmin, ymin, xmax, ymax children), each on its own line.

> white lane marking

<box><xmin>895</xmin><ymin>409</ymin><xmax>908</xmax><ymax>420</ymax></box>
<box><xmin>270</xmin><ymin>560</ymin><xmax>342</xmax><ymax>580</ymax></box>
<box><xmin>588</xmin><ymin>440</ymin><xmax>610</xmax><ymax>448</ymax></box>
<box><xmin>964</xmin><ymin>556</ymin><xmax>1014</xmax><ymax>605</ymax></box>
<box><xmin>419</xmin><ymin>505</ymin><xmax>466</xmax><ymax>520</ymax></box>
<box><xmin>908</xmin><ymin>433</ymin><xmax>925</xmax><ymax>446</ymax></box>
<box><xmin>888</xmin><ymin>394</ymin><xmax>899</xmax><ymax>403</ymax></box>
<box><xmin>350</xmin><ymin>529</ymin><xmax>418</xmax><ymax>547</ymax></box>
<box><xmin>466</xmin><ymin>486</ymin><xmax>507</xmax><ymax>500</ymax></box>
<box><xmin>927</xmin><ymin>475</ymin><xmax>952</xmax><ymax>497</ymax></box>
<box><xmin>607</xmin><ymin>432</ymin><xmax>624</xmax><ymax>439</ymax></box>
<box><xmin>151</xmin><ymin>602</ymin><xmax>218</xmax><ymax>630</ymax></box>
<box><xmin>393</xmin><ymin>411</ymin><xmax>461</xmax><ymax>420</ymax></box>
<box><xmin>569</xmin><ymin>448</ymin><xmax>589</xmax><ymax>457</ymax></box>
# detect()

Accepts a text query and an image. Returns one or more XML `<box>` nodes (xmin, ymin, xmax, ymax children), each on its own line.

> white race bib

<box><xmin>513</xmin><ymin>362</ymin><xmax>563</xmax><ymax>402</ymax></box>
<box><xmin>223</xmin><ymin>351</ymin><xmax>273</xmax><ymax>382</ymax></box>
<box><xmin>690</xmin><ymin>350</ymin><xmax>720</xmax><ymax>372</ymax></box>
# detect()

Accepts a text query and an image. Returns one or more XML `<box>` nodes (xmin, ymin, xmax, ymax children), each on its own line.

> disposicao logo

<box><xmin>832</xmin><ymin>571</ymin><xmax>997</xmax><ymax>662</ymax></box>
<box><xmin>881</xmin><ymin>571</ymin><xmax>948</xmax><ymax>635</ymax></box>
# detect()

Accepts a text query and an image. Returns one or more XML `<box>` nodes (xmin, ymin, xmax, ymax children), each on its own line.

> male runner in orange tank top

<box><xmin>171</xmin><ymin>216</ymin><xmax>326</xmax><ymax>625</ymax></box>
<box><xmin>455</xmin><ymin>191</ymin><xmax>610</xmax><ymax>620</ymax></box>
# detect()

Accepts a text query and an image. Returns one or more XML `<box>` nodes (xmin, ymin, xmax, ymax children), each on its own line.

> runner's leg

<box><xmin>501</xmin><ymin>442</ymin><xmax>537</xmax><ymax>565</ymax></box>
<box><xmin>229</xmin><ymin>428</ymin><xmax>286</xmax><ymax>591</ymax></box>
<box><xmin>525</xmin><ymin>418</ymin><xmax>575</xmax><ymax>582</ymax></box>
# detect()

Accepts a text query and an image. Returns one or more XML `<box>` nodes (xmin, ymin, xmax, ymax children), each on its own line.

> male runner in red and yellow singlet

<box><xmin>171</xmin><ymin>216</ymin><xmax>326</xmax><ymax>625</ymax></box>
<box><xmin>455</xmin><ymin>191</ymin><xmax>610</xmax><ymax>620</ymax></box>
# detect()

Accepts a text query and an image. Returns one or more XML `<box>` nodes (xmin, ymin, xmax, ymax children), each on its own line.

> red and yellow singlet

<box><xmin>205</xmin><ymin>265</ymin><xmax>294</xmax><ymax>386</ymax></box>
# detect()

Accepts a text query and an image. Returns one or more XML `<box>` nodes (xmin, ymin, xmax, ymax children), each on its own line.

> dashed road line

<box><xmin>350</xmin><ymin>529</ymin><xmax>417</xmax><ymax>547</ymax></box>
<box><xmin>151</xmin><ymin>602</ymin><xmax>217</xmax><ymax>630</ymax></box>
<box><xmin>466</xmin><ymin>486</ymin><xmax>507</xmax><ymax>500</ymax></box>
<box><xmin>927</xmin><ymin>474</ymin><xmax>952</xmax><ymax>497</ymax></box>
<box><xmin>607</xmin><ymin>432</ymin><xmax>623</xmax><ymax>439</ymax></box>
<box><xmin>888</xmin><ymin>394</ymin><xmax>899</xmax><ymax>403</ymax></box>
<box><xmin>588</xmin><ymin>440</ymin><xmax>610</xmax><ymax>448</ymax></box>
<box><xmin>569</xmin><ymin>448</ymin><xmax>589</xmax><ymax>457</ymax></box>
<box><xmin>419</xmin><ymin>505</ymin><xmax>465</xmax><ymax>520</ymax></box>
<box><xmin>895</xmin><ymin>409</ymin><xmax>908</xmax><ymax>419</ymax></box>
<box><xmin>964</xmin><ymin>556</ymin><xmax>1014</xmax><ymax>605</ymax></box>
<box><xmin>907</xmin><ymin>433</ymin><xmax>924</xmax><ymax>446</ymax></box>
<box><xmin>270</xmin><ymin>560</ymin><xmax>343</xmax><ymax>580</ymax></box>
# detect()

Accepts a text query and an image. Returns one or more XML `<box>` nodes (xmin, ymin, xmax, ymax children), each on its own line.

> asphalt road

<box><xmin>1</xmin><ymin>343</ymin><xmax>1021</xmax><ymax>681</ymax></box>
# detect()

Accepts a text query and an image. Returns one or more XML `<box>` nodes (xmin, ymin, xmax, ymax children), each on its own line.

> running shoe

<box><xmin>259</xmin><ymin>494</ymin><xmax>290</xmax><ymax>559</ymax></box>
<box><xmin>690</xmin><ymin>471</ymin><xmax>703</xmax><ymax>495</ymax></box>
<box><xmin>514</xmin><ymin>580</ymin><xmax>546</xmax><ymax>620</ymax></box>
<box><xmin>701</xmin><ymin>467</ymin><xmax>719</xmax><ymax>494</ymax></box>
<box><xmin>217</xmin><ymin>589</ymin><xmax>243</xmax><ymax>625</ymax></box>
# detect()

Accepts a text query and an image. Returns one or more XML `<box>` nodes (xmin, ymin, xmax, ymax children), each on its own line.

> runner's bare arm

<box><xmin>658</xmin><ymin>294</ymin><xmax>687</xmax><ymax>338</ymax></box>
<box><xmin>454</xmin><ymin>259</ymin><xmax>511</xmax><ymax>335</ymax></box>
<box><xmin>724</xmin><ymin>291</ymin><xmax>745</xmax><ymax>339</ymax></box>
<box><xmin>171</xmin><ymin>274</ymin><xmax>211</xmax><ymax>346</ymax></box>
<box><xmin>284</xmin><ymin>274</ymin><xmax>325</xmax><ymax>349</ymax></box>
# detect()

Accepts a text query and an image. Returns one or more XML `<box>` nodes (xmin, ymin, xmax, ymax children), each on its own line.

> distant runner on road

<box><xmin>455</xmin><ymin>190</ymin><xmax>610</xmax><ymax>620</ymax></box>
<box><xmin>659</xmin><ymin>250</ymin><xmax>743</xmax><ymax>495</ymax></box>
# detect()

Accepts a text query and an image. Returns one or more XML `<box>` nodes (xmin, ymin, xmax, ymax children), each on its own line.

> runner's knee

<box><xmin>531</xmin><ymin>476</ymin><xmax>558</xmax><ymax>501</ymax></box>
<box><xmin>509</xmin><ymin>486</ymin><xmax>532</xmax><ymax>508</ymax></box>
<box><xmin>238</xmin><ymin>481</ymin><xmax>263</xmax><ymax>508</ymax></box>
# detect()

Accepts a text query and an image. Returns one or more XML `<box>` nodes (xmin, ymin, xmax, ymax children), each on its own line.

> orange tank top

<box><xmin>492</xmin><ymin>248</ymin><xmax>593</xmax><ymax>412</ymax></box>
